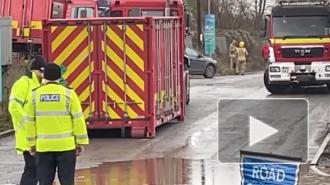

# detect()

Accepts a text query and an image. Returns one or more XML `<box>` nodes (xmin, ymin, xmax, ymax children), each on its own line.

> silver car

<box><xmin>185</xmin><ymin>48</ymin><xmax>218</xmax><ymax>78</ymax></box>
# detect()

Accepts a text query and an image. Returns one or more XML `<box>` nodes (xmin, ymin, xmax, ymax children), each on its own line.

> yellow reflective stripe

<box><xmin>15</xmin><ymin>119</ymin><xmax>24</xmax><ymax>131</ymax></box>
<box><xmin>23</xmin><ymin>28</ymin><xmax>30</xmax><ymax>37</ymax></box>
<box><xmin>72</xmin><ymin>112</ymin><xmax>83</xmax><ymax>119</ymax></box>
<box><xmin>36</xmin><ymin>111</ymin><xmax>70</xmax><ymax>116</ymax></box>
<box><xmin>102</xmin><ymin>42</ymin><xmax>144</xmax><ymax>91</ymax></box>
<box><xmin>12</xmin><ymin>20</ymin><xmax>18</xmax><ymax>29</ymax></box>
<box><xmin>9</xmin><ymin>97</ymin><xmax>25</xmax><ymax>106</ymax></box>
<box><xmin>271</xmin><ymin>38</ymin><xmax>330</xmax><ymax>44</ymax></box>
<box><xmin>65</xmin><ymin>89</ymin><xmax>71</xmax><ymax>112</ymax></box>
<box><xmin>30</xmin><ymin>21</ymin><xmax>42</xmax><ymax>30</ymax></box>
<box><xmin>38</xmin><ymin>132</ymin><xmax>73</xmax><ymax>139</ymax></box>
<box><xmin>107</xmin><ymin>27</ymin><xmax>144</xmax><ymax>71</ymax></box>
<box><xmin>104</xmin><ymin>63</ymin><xmax>145</xmax><ymax>111</ymax></box>
<box><xmin>32</xmin><ymin>91</ymin><xmax>36</xmax><ymax>109</ymax></box>
<box><xmin>125</xmin><ymin>26</ymin><xmax>144</xmax><ymax>51</ymax></box>
<box><xmin>53</xmin><ymin>27</ymin><xmax>88</xmax><ymax>61</ymax></box>
<box><xmin>52</xmin><ymin>26</ymin><xmax>78</xmax><ymax>53</ymax></box>
<box><xmin>137</xmin><ymin>24</ymin><xmax>144</xmax><ymax>32</ymax></box>
<box><xmin>27</xmin><ymin>136</ymin><xmax>37</xmax><ymax>142</ymax></box>
<box><xmin>24</xmin><ymin>116</ymin><xmax>35</xmax><ymax>122</ymax></box>
<box><xmin>15</xmin><ymin>116</ymin><xmax>35</xmax><ymax>132</ymax></box>
<box><xmin>75</xmin><ymin>134</ymin><xmax>88</xmax><ymax>140</ymax></box>
<box><xmin>51</xmin><ymin>26</ymin><xmax>58</xmax><ymax>33</ymax></box>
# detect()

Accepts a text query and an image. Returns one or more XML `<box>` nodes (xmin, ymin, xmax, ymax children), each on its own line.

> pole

<box><xmin>197</xmin><ymin>0</ymin><xmax>202</xmax><ymax>50</ymax></box>
<box><xmin>208</xmin><ymin>0</ymin><xmax>211</xmax><ymax>14</ymax></box>
<box><xmin>165</xmin><ymin>0</ymin><xmax>170</xmax><ymax>16</ymax></box>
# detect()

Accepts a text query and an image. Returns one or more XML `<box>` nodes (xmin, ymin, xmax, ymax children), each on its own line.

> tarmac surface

<box><xmin>1</xmin><ymin>72</ymin><xmax>330</xmax><ymax>184</ymax></box>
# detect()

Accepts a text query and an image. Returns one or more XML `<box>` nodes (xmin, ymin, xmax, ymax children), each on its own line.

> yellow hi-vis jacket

<box><xmin>25</xmin><ymin>82</ymin><xmax>89</xmax><ymax>152</ymax></box>
<box><xmin>8</xmin><ymin>72</ymin><xmax>40</xmax><ymax>153</ymax></box>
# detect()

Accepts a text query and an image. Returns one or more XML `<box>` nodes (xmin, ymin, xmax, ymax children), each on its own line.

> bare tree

<box><xmin>254</xmin><ymin>0</ymin><xmax>267</xmax><ymax>27</ymax></box>
<box><xmin>210</xmin><ymin>0</ymin><xmax>254</xmax><ymax>29</ymax></box>
<box><xmin>187</xmin><ymin>0</ymin><xmax>269</xmax><ymax>30</ymax></box>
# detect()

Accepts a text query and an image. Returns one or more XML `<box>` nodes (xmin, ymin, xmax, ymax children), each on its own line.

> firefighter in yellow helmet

<box><xmin>236</xmin><ymin>41</ymin><xmax>249</xmax><ymax>75</ymax></box>
<box><xmin>8</xmin><ymin>56</ymin><xmax>46</xmax><ymax>185</ymax></box>
<box><xmin>229</xmin><ymin>39</ymin><xmax>238</xmax><ymax>71</ymax></box>
<box><xmin>24</xmin><ymin>63</ymin><xmax>89</xmax><ymax>185</ymax></box>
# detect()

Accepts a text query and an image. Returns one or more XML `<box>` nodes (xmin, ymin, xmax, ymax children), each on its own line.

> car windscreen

<box><xmin>273</xmin><ymin>16</ymin><xmax>329</xmax><ymax>38</ymax></box>
<box><xmin>185</xmin><ymin>48</ymin><xmax>199</xmax><ymax>57</ymax></box>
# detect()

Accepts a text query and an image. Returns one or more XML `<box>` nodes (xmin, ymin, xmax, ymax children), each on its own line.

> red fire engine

<box><xmin>263</xmin><ymin>0</ymin><xmax>330</xmax><ymax>93</ymax></box>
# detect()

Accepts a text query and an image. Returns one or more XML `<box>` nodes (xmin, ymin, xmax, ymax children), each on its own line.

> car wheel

<box><xmin>204</xmin><ymin>64</ymin><xmax>216</xmax><ymax>78</ymax></box>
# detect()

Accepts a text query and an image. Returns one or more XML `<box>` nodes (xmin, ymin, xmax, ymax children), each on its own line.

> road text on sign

<box><xmin>241</xmin><ymin>156</ymin><xmax>299</xmax><ymax>185</ymax></box>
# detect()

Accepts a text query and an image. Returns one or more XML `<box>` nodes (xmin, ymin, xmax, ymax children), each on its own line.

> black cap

<box><xmin>30</xmin><ymin>56</ymin><xmax>46</xmax><ymax>71</ymax></box>
<box><xmin>44</xmin><ymin>63</ymin><xmax>61</xmax><ymax>81</ymax></box>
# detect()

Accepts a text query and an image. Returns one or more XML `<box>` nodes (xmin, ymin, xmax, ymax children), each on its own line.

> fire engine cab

<box><xmin>263</xmin><ymin>0</ymin><xmax>330</xmax><ymax>93</ymax></box>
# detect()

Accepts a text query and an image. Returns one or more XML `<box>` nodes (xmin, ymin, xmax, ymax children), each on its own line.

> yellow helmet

<box><xmin>239</xmin><ymin>41</ymin><xmax>245</xmax><ymax>48</ymax></box>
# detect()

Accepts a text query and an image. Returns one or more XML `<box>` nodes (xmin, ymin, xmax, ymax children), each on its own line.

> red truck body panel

<box><xmin>110</xmin><ymin>0</ymin><xmax>184</xmax><ymax>17</ymax></box>
<box><xmin>42</xmin><ymin>17</ymin><xmax>185</xmax><ymax>137</ymax></box>
<box><xmin>0</xmin><ymin>0</ymin><xmax>97</xmax><ymax>48</ymax></box>
<box><xmin>110</xmin><ymin>0</ymin><xmax>183</xmax><ymax>7</ymax></box>
<box><xmin>272</xmin><ymin>42</ymin><xmax>330</xmax><ymax>62</ymax></box>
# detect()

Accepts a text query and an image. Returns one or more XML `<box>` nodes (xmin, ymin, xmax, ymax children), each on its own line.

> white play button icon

<box><xmin>249</xmin><ymin>116</ymin><xmax>279</xmax><ymax>147</ymax></box>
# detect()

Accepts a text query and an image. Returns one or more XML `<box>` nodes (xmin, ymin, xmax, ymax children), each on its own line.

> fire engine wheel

<box><xmin>327</xmin><ymin>84</ymin><xmax>330</xmax><ymax>92</ymax></box>
<box><xmin>130</xmin><ymin>127</ymin><xmax>147</xmax><ymax>138</ymax></box>
<box><xmin>264</xmin><ymin>69</ymin><xmax>287</xmax><ymax>94</ymax></box>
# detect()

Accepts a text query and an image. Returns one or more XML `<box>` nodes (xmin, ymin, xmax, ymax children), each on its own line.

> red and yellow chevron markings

<box><xmin>101</xmin><ymin>24</ymin><xmax>146</xmax><ymax>119</ymax></box>
<box><xmin>50</xmin><ymin>25</ymin><xmax>96</xmax><ymax>119</ymax></box>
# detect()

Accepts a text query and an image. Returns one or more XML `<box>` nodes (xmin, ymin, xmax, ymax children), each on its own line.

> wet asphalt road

<box><xmin>1</xmin><ymin>72</ymin><xmax>330</xmax><ymax>184</ymax></box>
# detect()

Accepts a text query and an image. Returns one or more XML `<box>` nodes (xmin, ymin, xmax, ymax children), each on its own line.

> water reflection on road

<box><xmin>69</xmin><ymin>158</ymin><xmax>241</xmax><ymax>185</ymax></box>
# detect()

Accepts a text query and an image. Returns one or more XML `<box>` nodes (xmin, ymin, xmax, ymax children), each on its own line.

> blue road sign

<box><xmin>241</xmin><ymin>156</ymin><xmax>299</xmax><ymax>185</ymax></box>
<box><xmin>204</xmin><ymin>14</ymin><xmax>215</xmax><ymax>55</ymax></box>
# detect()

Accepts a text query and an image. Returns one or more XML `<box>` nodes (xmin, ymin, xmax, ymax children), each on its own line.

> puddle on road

<box><xmin>67</xmin><ymin>158</ymin><xmax>241</xmax><ymax>185</ymax></box>
<box><xmin>53</xmin><ymin>157</ymin><xmax>330</xmax><ymax>185</ymax></box>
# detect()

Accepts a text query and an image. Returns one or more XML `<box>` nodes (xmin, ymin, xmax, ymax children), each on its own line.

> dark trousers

<box><xmin>36</xmin><ymin>150</ymin><xmax>76</xmax><ymax>185</ymax></box>
<box><xmin>20</xmin><ymin>151</ymin><xmax>37</xmax><ymax>185</ymax></box>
